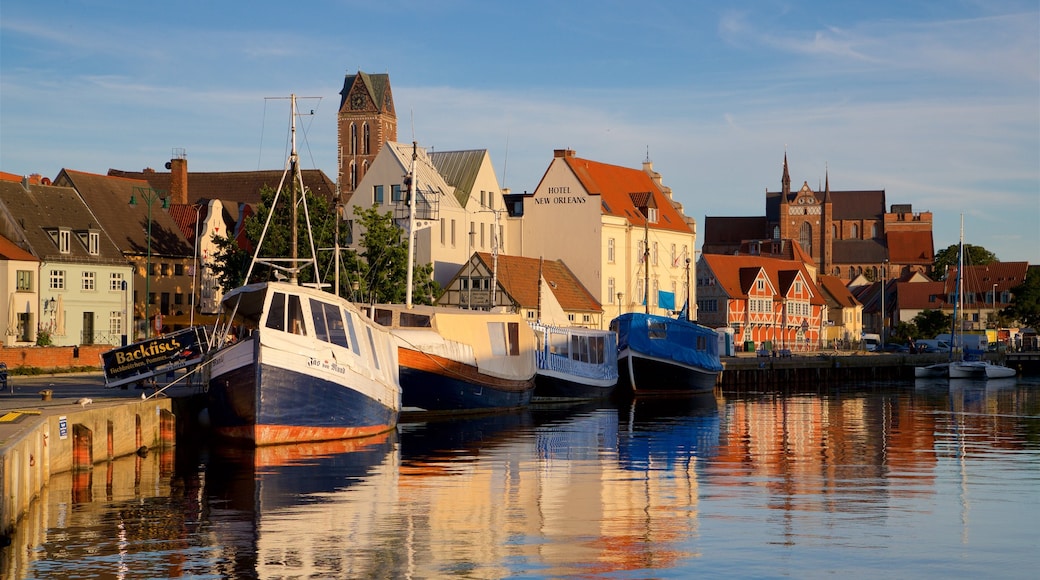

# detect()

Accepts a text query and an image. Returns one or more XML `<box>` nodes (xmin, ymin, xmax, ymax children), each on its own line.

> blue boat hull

<box><xmin>612</xmin><ymin>313</ymin><xmax>723</xmax><ymax>396</ymax></box>
<box><xmin>534</xmin><ymin>372</ymin><xmax>616</xmax><ymax>401</ymax></box>
<box><xmin>208</xmin><ymin>362</ymin><xmax>398</xmax><ymax>445</ymax></box>
<box><xmin>618</xmin><ymin>349</ymin><xmax>718</xmax><ymax>395</ymax></box>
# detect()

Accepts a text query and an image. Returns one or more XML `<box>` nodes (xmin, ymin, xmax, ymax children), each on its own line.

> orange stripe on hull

<box><xmin>218</xmin><ymin>423</ymin><xmax>395</xmax><ymax>447</ymax></box>
<box><xmin>397</xmin><ymin>347</ymin><xmax>533</xmax><ymax>393</ymax></box>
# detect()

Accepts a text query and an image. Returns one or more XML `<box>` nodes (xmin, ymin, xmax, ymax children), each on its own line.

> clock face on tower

<box><xmin>351</xmin><ymin>92</ymin><xmax>366</xmax><ymax>110</ymax></box>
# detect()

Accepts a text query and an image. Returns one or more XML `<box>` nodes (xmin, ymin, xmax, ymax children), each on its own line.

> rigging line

<box><xmin>256</xmin><ymin>98</ymin><xmax>269</xmax><ymax>171</ymax></box>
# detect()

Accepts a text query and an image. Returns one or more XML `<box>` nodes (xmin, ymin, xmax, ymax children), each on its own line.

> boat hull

<box><xmin>618</xmin><ymin>348</ymin><xmax>719</xmax><ymax>395</ymax></box>
<box><xmin>398</xmin><ymin>347</ymin><xmax>535</xmax><ymax>412</ymax></box>
<box><xmin>208</xmin><ymin>338</ymin><xmax>399</xmax><ymax>446</ymax></box>
<box><xmin>534</xmin><ymin>370</ymin><xmax>616</xmax><ymax>401</ymax></box>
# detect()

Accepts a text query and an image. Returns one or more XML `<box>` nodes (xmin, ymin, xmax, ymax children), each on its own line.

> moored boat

<box><xmin>612</xmin><ymin>312</ymin><xmax>723</xmax><ymax>395</ymax></box>
<box><xmin>530</xmin><ymin>322</ymin><xmax>618</xmax><ymax>401</ymax></box>
<box><xmin>370</xmin><ymin>303</ymin><xmax>537</xmax><ymax>413</ymax></box>
<box><xmin>204</xmin><ymin>94</ymin><xmax>401</xmax><ymax>445</ymax></box>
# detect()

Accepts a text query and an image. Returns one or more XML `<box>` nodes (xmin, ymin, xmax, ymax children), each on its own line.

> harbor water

<box><xmin>4</xmin><ymin>376</ymin><xmax>1040</xmax><ymax>579</ymax></box>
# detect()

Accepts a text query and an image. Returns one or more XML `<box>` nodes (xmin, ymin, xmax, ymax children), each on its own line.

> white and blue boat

<box><xmin>611</xmin><ymin>312</ymin><xmax>723</xmax><ymax>395</ymax></box>
<box><xmin>530</xmin><ymin>322</ymin><xmax>618</xmax><ymax>401</ymax></box>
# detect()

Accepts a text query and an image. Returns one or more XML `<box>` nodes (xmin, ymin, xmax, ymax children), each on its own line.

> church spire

<box><xmin>823</xmin><ymin>164</ymin><xmax>830</xmax><ymax>202</ymax></box>
<box><xmin>782</xmin><ymin>151</ymin><xmax>791</xmax><ymax>196</ymax></box>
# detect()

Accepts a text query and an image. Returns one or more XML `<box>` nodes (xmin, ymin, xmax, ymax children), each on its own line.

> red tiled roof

<box><xmin>702</xmin><ymin>254</ymin><xmax>825</xmax><ymax>305</ymax></box>
<box><xmin>107</xmin><ymin>168</ymin><xmax>337</xmax><ymax>205</ymax></box>
<box><xmin>819</xmin><ymin>275</ymin><xmax>861</xmax><ymax>308</ymax></box>
<box><xmin>0</xmin><ymin>232</ymin><xmax>38</xmax><ymax>262</ymax></box>
<box><xmin>551</xmin><ymin>154</ymin><xmax>693</xmax><ymax>234</ymax></box>
<box><xmin>946</xmin><ymin>262</ymin><xmax>1029</xmax><ymax>294</ymax></box>
<box><xmin>476</xmin><ymin>252</ymin><xmax>601</xmax><ymax>312</ymax></box>
<box><xmin>896</xmin><ymin>281</ymin><xmax>948</xmax><ymax>310</ymax></box>
<box><xmin>887</xmin><ymin>231</ymin><xmax>933</xmax><ymax>264</ymax></box>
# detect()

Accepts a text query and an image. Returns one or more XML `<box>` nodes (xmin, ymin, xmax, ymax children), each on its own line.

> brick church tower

<box><xmin>777</xmin><ymin>153</ymin><xmax>827</xmax><ymax>267</ymax></box>
<box><xmin>338</xmin><ymin>71</ymin><xmax>397</xmax><ymax>201</ymax></box>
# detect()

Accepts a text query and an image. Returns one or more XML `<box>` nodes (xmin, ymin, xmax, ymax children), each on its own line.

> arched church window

<box><xmin>871</xmin><ymin>223</ymin><xmax>879</xmax><ymax>238</ymax></box>
<box><xmin>851</xmin><ymin>224</ymin><xmax>859</xmax><ymax>238</ymax></box>
<box><xmin>799</xmin><ymin>222</ymin><xmax>812</xmax><ymax>256</ymax></box>
<box><xmin>350</xmin><ymin>124</ymin><xmax>358</xmax><ymax>155</ymax></box>
<box><xmin>773</xmin><ymin>226</ymin><xmax>780</xmax><ymax>240</ymax></box>
<box><xmin>363</xmin><ymin>123</ymin><xmax>371</xmax><ymax>155</ymax></box>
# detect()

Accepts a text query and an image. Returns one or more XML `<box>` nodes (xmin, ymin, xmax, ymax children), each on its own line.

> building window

<box><xmin>773</xmin><ymin>225</ymin><xmax>780</xmax><ymax>239</ymax></box>
<box><xmin>350</xmin><ymin>123</ymin><xmax>358</xmax><ymax>155</ymax></box>
<box><xmin>851</xmin><ymin>224</ymin><xmax>859</xmax><ymax>238</ymax></box>
<box><xmin>756</xmin><ymin>279</ymin><xmax>764</xmax><ymax>291</ymax></box>
<box><xmin>799</xmin><ymin>222</ymin><xmax>812</xmax><ymax>256</ymax></box>
<box><xmin>109</xmin><ymin>311</ymin><xmax>123</xmax><ymax>336</ymax></box>
<box><xmin>373</xmin><ymin>184</ymin><xmax>384</xmax><ymax>204</ymax></box>
<box><xmin>363</xmin><ymin>123</ymin><xmax>371</xmax><ymax>154</ymax></box>
<box><xmin>82</xmin><ymin>271</ymin><xmax>95</xmax><ymax>291</ymax></box>
<box><xmin>350</xmin><ymin>161</ymin><xmax>357</xmax><ymax>191</ymax></box>
<box><xmin>175</xmin><ymin>293</ymin><xmax>184</xmax><ymax>305</ymax></box>
<box><xmin>480</xmin><ymin>223</ymin><xmax>486</xmax><ymax>249</ymax></box>
<box><xmin>488</xmin><ymin>192</ymin><xmax>495</xmax><ymax>210</ymax></box>
<box><xmin>110</xmin><ymin>272</ymin><xmax>124</xmax><ymax>291</ymax></box>
<box><xmin>391</xmin><ymin>184</ymin><xmax>403</xmax><ymax>202</ymax></box>
<box><xmin>88</xmin><ymin>231</ymin><xmax>99</xmax><ymax>255</ymax></box>
<box><xmin>670</xmin><ymin>244</ymin><xmax>677</xmax><ymax>267</ymax></box>
<box><xmin>50</xmin><ymin>270</ymin><xmax>65</xmax><ymax>290</ymax></box>
<box><xmin>175</xmin><ymin>264</ymin><xmax>184</xmax><ymax>276</ymax></box>
<box><xmin>607</xmin><ymin>238</ymin><xmax>615</xmax><ymax>263</ymax></box>
<box><xmin>59</xmin><ymin>229</ymin><xmax>71</xmax><ymax>254</ymax></box>
<box><xmin>440</xmin><ymin>218</ymin><xmax>446</xmax><ymax>245</ymax></box>
<box><xmin>16</xmin><ymin>270</ymin><xmax>33</xmax><ymax>291</ymax></box>
<box><xmin>451</xmin><ymin>219</ymin><xmax>457</xmax><ymax>247</ymax></box>
<box><xmin>480</xmin><ymin>190</ymin><xmax>486</xmax><ymax>207</ymax></box>
<box><xmin>607</xmin><ymin>277</ymin><xmax>615</xmax><ymax>302</ymax></box>
<box><xmin>652</xmin><ymin>242</ymin><xmax>658</xmax><ymax>266</ymax></box>
<box><xmin>871</xmin><ymin>224</ymin><xmax>879</xmax><ymax>238</ymax></box>
<box><xmin>831</xmin><ymin>224</ymin><xmax>837</xmax><ymax>239</ymax></box>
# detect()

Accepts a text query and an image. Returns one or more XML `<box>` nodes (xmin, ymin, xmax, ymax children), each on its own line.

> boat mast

<box><xmin>405</xmin><ymin>141</ymin><xmax>418</xmax><ymax>309</ymax></box>
<box><xmin>289</xmin><ymin>97</ymin><xmax>299</xmax><ymax>284</ymax></box>
<box><xmin>644</xmin><ymin>215</ymin><xmax>650</xmax><ymax>315</ymax></box>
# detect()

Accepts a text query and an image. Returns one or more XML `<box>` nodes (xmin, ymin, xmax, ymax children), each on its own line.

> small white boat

<box><xmin>530</xmin><ymin>322</ymin><xmax>618</xmax><ymax>401</ymax></box>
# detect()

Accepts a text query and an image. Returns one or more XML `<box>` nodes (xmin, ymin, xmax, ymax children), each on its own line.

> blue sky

<box><xmin>2</xmin><ymin>1</ymin><xmax>1037</xmax><ymax>262</ymax></box>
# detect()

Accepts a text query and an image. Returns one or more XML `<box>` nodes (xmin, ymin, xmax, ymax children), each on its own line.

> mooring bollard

<box><xmin>40</xmin><ymin>389</ymin><xmax>53</xmax><ymax>401</ymax></box>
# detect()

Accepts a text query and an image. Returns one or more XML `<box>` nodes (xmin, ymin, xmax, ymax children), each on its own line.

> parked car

<box><xmin>881</xmin><ymin>343</ymin><xmax>910</xmax><ymax>353</ymax></box>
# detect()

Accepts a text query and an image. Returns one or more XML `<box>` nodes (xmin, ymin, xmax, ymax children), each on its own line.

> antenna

<box><xmin>501</xmin><ymin>131</ymin><xmax>510</xmax><ymax>188</ymax></box>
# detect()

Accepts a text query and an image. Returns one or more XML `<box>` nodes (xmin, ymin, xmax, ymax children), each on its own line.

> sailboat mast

<box><xmin>405</xmin><ymin>141</ymin><xmax>418</xmax><ymax>309</ymax></box>
<box><xmin>289</xmin><ymin>94</ymin><xmax>299</xmax><ymax>284</ymax></box>
<box><xmin>644</xmin><ymin>218</ymin><xmax>650</xmax><ymax>315</ymax></box>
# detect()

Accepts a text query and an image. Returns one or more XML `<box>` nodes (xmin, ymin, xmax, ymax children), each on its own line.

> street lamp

<box><xmin>880</xmin><ymin>259</ymin><xmax>888</xmax><ymax>348</ymax></box>
<box><xmin>617</xmin><ymin>291</ymin><xmax>623</xmax><ymax>319</ymax></box>
<box><xmin>129</xmin><ymin>186</ymin><xmax>168</xmax><ymax>339</ymax></box>
<box><xmin>992</xmin><ymin>283</ymin><xmax>998</xmax><ymax>328</ymax></box>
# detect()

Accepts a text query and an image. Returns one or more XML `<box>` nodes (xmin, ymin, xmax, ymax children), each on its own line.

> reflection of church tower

<box><xmin>338</xmin><ymin>71</ymin><xmax>397</xmax><ymax>201</ymax></box>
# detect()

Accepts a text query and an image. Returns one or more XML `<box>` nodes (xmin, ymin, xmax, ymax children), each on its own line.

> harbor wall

<box><xmin>0</xmin><ymin>397</ymin><xmax>175</xmax><ymax>542</ymax></box>
<box><xmin>1</xmin><ymin>345</ymin><xmax>109</xmax><ymax>371</ymax></box>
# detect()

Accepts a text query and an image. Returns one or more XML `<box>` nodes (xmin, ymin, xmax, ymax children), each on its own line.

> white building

<box><xmin>342</xmin><ymin>143</ymin><xmax>508</xmax><ymax>289</ymax></box>
<box><xmin>518</xmin><ymin>149</ymin><xmax>698</xmax><ymax>325</ymax></box>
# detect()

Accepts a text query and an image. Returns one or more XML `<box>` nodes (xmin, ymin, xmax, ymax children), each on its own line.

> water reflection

<box><xmin>11</xmin><ymin>379</ymin><xmax>1040</xmax><ymax>578</ymax></box>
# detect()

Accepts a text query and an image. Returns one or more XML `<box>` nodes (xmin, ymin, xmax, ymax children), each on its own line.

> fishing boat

<box><xmin>370</xmin><ymin>142</ymin><xmax>536</xmax><ymax>414</ymax></box>
<box><xmin>204</xmin><ymin>95</ymin><xmax>401</xmax><ymax>445</ymax></box>
<box><xmin>531</xmin><ymin>322</ymin><xmax>618</xmax><ymax>401</ymax></box>
<box><xmin>370</xmin><ymin>303</ymin><xmax>536</xmax><ymax>413</ymax></box>
<box><xmin>610</xmin><ymin>207</ymin><xmax>722</xmax><ymax>395</ymax></box>
<box><xmin>914</xmin><ymin>215</ymin><xmax>1016</xmax><ymax>380</ymax></box>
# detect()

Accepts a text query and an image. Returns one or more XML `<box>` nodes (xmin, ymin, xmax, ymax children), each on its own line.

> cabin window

<box><xmin>366</xmin><ymin>327</ymin><xmax>380</xmax><ymax>370</ymax></box>
<box><xmin>373</xmin><ymin>308</ymin><xmax>393</xmax><ymax>327</ymax></box>
<box><xmin>266</xmin><ymin>293</ymin><xmax>286</xmax><ymax>331</ymax></box>
<box><xmin>648</xmin><ymin>321</ymin><xmax>668</xmax><ymax>339</ymax></box>
<box><xmin>345</xmin><ymin>312</ymin><xmax>361</xmax><ymax>355</ymax></box>
<box><xmin>310</xmin><ymin>299</ymin><xmax>350</xmax><ymax>348</ymax></box>
<box><xmin>488</xmin><ymin>321</ymin><xmax>521</xmax><ymax>356</ymax></box>
<box><xmin>400</xmin><ymin>312</ymin><xmax>432</xmax><ymax>327</ymax></box>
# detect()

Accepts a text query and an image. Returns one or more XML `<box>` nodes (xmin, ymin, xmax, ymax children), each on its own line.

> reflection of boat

<box><xmin>204</xmin><ymin>95</ymin><xmax>401</xmax><ymax>445</ymax></box>
<box><xmin>398</xmin><ymin>408</ymin><xmax>534</xmax><ymax>463</ymax></box>
<box><xmin>207</xmin><ymin>433</ymin><xmax>396</xmax><ymax>577</ymax></box>
<box><xmin>531</xmin><ymin>322</ymin><xmax>618</xmax><ymax>401</ymax></box>
<box><xmin>617</xmin><ymin>394</ymin><xmax>720</xmax><ymax>464</ymax></box>
<box><xmin>612</xmin><ymin>313</ymin><xmax>723</xmax><ymax>395</ymax></box>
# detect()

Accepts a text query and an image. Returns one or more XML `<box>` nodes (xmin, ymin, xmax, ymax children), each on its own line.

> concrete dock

<box><xmin>0</xmin><ymin>372</ymin><xmax>204</xmax><ymax>543</ymax></box>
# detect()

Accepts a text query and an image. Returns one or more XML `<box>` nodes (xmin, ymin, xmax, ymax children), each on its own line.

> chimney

<box><xmin>168</xmin><ymin>149</ymin><xmax>188</xmax><ymax>205</ymax></box>
<box><xmin>553</xmin><ymin>149</ymin><xmax>576</xmax><ymax>158</ymax></box>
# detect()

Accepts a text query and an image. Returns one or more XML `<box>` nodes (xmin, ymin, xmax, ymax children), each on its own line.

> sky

<box><xmin>2</xmin><ymin>0</ymin><xmax>1037</xmax><ymax>263</ymax></box>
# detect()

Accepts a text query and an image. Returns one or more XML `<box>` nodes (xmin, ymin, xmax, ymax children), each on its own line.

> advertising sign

<box><xmin>101</xmin><ymin>326</ymin><xmax>209</xmax><ymax>388</ymax></box>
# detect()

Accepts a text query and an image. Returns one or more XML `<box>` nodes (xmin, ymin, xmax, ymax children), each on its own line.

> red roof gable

<box><xmin>702</xmin><ymin>254</ymin><xmax>825</xmax><ymax>305</ymax></box>
<box><xmin>478</xmin><ymin>252</ymin><xmax>601</xmax><ymax>312</ymax></box>
<box><xmin>554</xmin><ymin>153</ymin><xmax>692</xmax><ymax>234</ymax></box>
<box><xmin>0</xmin><ymin>233</ymin><xmax>38</xmax><ymax>262</ymax></box>
<box><xmin>886</xmin><ymin>231</ymin><xmax>934</xmax><ymax>264</ymax></box>
<box><xmin>896</xmin><ymin>281</ymin><xmax>948</xmax><ymax>310</ymax></box>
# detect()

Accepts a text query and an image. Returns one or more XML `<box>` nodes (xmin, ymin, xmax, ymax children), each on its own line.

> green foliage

<box><xmin>912</xmin><ymin>309</ymin><xmax>952</xmax><ymax>338</ymax></box>
<box><xmin>350</xmin><ymin>206</ymin><xmax>440</xmax><ymax>305</ymax></box>
<box><xmin>933</xmin><ymin>244</ymin><xmax>999</xmax><ymax>280</ymax></box>
<box><xmin>1001</xmin><ymin>267</ymin><xmax>1040</xmax><ymax>329</ymax></box>
<box><xmin>35</xmin><ymin>327</ymin><xmax>52</xmax><ymax>346</ymax></box>
<box><xmin>208</xmin><ymin>193</ymin><xmax>440</xmax><ymax>306</ymax></box>
<box><xmin>891</xmin><ymin>321</ymin><xmax>919</xmax><ymax>342</ymax></box>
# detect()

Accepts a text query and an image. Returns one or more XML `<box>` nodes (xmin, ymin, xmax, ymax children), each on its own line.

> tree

<box><xmin>912</xmin><ymin>309</ymin><xmax>951</xmax><ymax>339</ymax></box>
<box><xmin>933</xmin><ymin>244</ymin><xmax>998</xmax><ymax>280</ymax></box>
<box><xmin>891</xmin><ymin>321</ymin><xmax>919</xmax><ymax>342</ymax></box>
<box><xmin>1001</xmin><ymin>267</ymin><xmax>1040</xmax><ymax>329</ymax></box>
<box><xmin>349</xmin><ymin>205</ymin><xmax>440</xmax><ymax>305</ymax></box>
<box><xmin>210</xmin><ymin>185</ymin><xmax>350</xmax><ymax>295</ymax></box>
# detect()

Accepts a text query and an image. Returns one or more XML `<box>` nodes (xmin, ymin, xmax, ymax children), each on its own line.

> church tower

<box><xmin>338</xmin><ymin>71</ymin><xmax>397</xmax><ymax>202</ymax></box>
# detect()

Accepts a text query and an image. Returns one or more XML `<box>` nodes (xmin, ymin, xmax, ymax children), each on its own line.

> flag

<box><xmin>678</xmin><ymin>300</ymin><xmax>689</xmax><ymax>320</ymax></box>
<box><xmin>658</xmin><ymin>290</ymin><xmax>675</xmax><ymax>311</ymax></box>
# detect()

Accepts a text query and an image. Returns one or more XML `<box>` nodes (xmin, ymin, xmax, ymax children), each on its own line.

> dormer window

<box><xmin>647</xmin><ymin>207</ymin><xmax>659</xmax><ymax>224</ymax></box>
<box><xmin>76</xmin><ymin>229</ymin><xmax>100</xmax><ymax>255</ymax></box>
